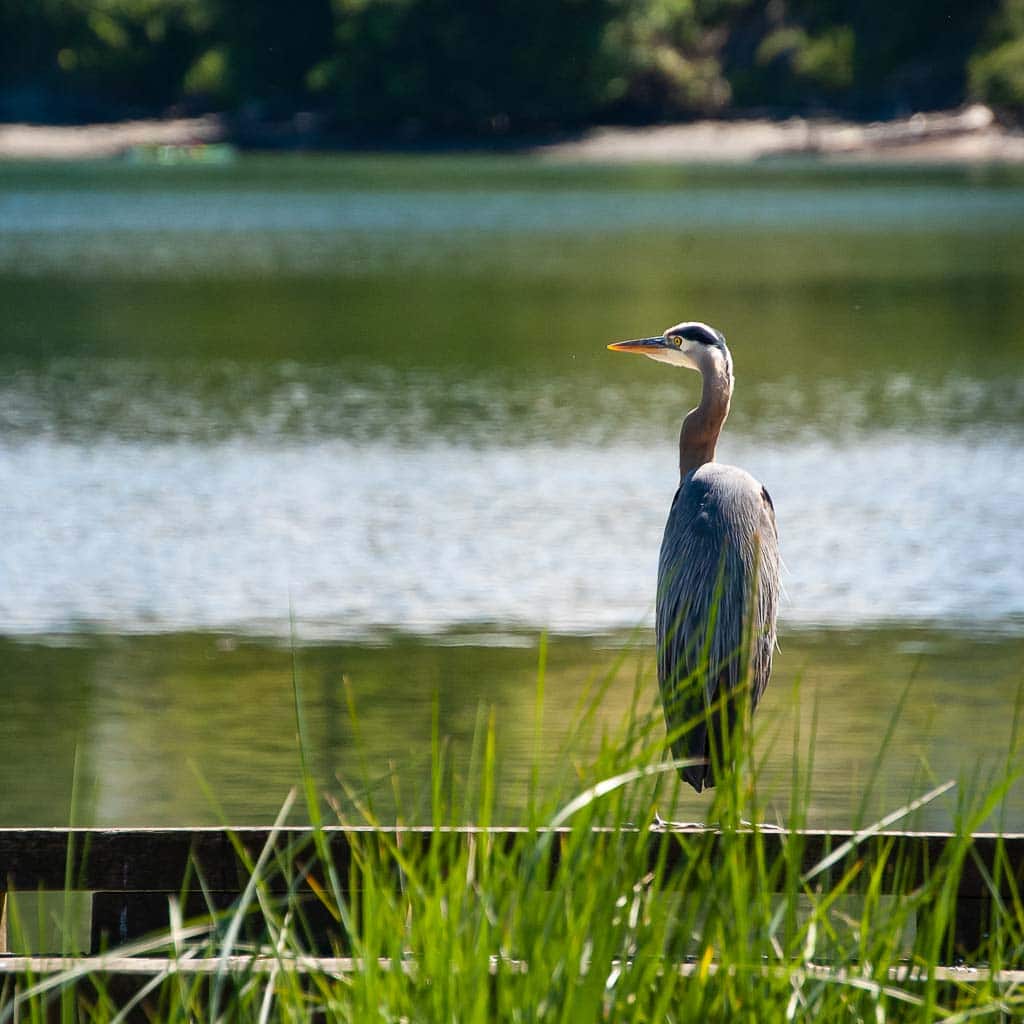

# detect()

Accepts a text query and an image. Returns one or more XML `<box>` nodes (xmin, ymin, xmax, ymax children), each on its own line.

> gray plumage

<box><xmin>608</xmin><ymin>320</ymin><xmax>779</xmax><ymax>793</ymax></box>
<box><xmin>656</xmin><ymin>464</ymin><xmax>778</xmax><ymax>791</ymax></box>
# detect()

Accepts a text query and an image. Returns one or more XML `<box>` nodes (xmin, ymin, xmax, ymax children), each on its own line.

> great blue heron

<box><xmin>608</xmin><ymin>321</ymin><xmax>779</xmax><ymax>793</ymax></box>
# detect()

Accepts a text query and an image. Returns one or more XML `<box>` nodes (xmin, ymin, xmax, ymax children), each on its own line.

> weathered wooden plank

<box><xmin>0</xmin><ymin>828</ymin><xmax>338</xmax><ymax>892</ymax></box>
<box><xmin>1</xmin><ymin>954</ymin><xmax>1022</xmax><ymax>986</ymax></box>
<box><xmin>90</xmin><ymin>890</ymin><xmax>234</xmax><ymax>952</ymax></box>
<box><xmin>1</xmin><ymin>826</ymin><xmax>1022</xmax><ymax>896</ymax></box>
<box><xmin>79</xmin><ymin>891</ymin><xmax>994</xmax><ymax>959</ymax></box>
<box><xmin>0</xmin><ymin>822</ymin><xmax>1019</xmax><ymax>956</ymax></box>
<box><xmin>89</xmin><ymin>890</ymin><xmax>341</xmax><ymax>953</ymax></box>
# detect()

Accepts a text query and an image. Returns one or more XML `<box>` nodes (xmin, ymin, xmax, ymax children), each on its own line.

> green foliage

<box><xmin>730</xmin><ymin>0</ymin><xmax>998</xmax><ymax>115</ymax></box>
<box><xmin>971</xmin><ymin>0</ymin><xmax>1024</xmax><ymax>113</ymax></box>
<box><xmin>597</xmin><ymin>0</ymin><xmax>731</xmax><ymax>117</ymax></box>
<box><xmin>760</xmin><ymin>25</ymin><xmax>854</xmax><ymax>92</ymax></box>
<box><xmin>0</xmin><ymin>0</ymin><xmax>209</xmax><ymax>119</ymax></box>
<box><xmin>71</xmin><ymin>0</ymin><xmax>209</xmax><ymax>109</ymax></box>
<box><xmin>321</xmin><ymin>0</ymin><xmax>618</xmax><ymax>135</ymax></box>
<box><xmin>4</xmin><ymin>649</ymin><xmax>1024</xmax><ymax>1020</ymax></box>
<box><xmin>182</xmin><ymin>46</ymin><xmax>228</xmax><ymax>97</ymax></box>
<box><xmin>201</xmin><ymin>0</ymin><xmax>335</xmax><ymax>112</ymax></box>
<box><xmin>971</xmin><ymin>37</ymin><xmax>1024</xmax><ymax>110</ymax></box>
<box><xmin>1</xmin><ymin>0</ymin><xmax>1023</xmax><ymax>129</ymax></box>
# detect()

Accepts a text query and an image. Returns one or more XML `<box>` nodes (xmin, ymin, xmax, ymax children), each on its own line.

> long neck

<box><xmin>679</xmin><ymin>347</ymin><xmax>733</xmax><ymax>479</ymax></box>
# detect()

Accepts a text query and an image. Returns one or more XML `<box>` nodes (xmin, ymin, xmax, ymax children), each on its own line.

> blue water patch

<box><xmin>4</xmin><ymin>186</ymin><xmax>1024</xmax><ymax>236</ymax></box>
<box><xmin>2</xmin><ymin>433</ymin><xmax>1022</xmax><ymax>638</ymax></box>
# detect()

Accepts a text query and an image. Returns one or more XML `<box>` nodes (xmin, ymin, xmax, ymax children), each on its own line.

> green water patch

<box><xmin>2</xmin><ymin>626</ymin><xmax>1020</xmax><ymax>830</ymax></box>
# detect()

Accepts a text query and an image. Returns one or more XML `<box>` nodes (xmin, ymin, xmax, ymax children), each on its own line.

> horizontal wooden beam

<box><xmin>1</xmin><ymin>826</ymin><xmax>1021</xmax><ymax>957</ymax></box>
<box><xmin>1</xmin><ymin>826</ymin><xmax>1022</xmax><ymax>896</ymax></box>
<box><xmin>1</xmin><ymin>954</ymin><xmax>1022</xmax><ymax>986</ymax></box>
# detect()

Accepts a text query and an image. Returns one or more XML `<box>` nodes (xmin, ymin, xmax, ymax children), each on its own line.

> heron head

<box><xmin>607</xmin><ymin>321</ymin><xmax>727</xmax><ymax>370</ymax></box>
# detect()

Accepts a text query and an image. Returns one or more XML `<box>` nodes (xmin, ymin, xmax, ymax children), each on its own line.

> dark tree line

<box><xmin>2</xmin><ymin>0</ymin><xmax>1022</xmax><ymax>133</ymax></box>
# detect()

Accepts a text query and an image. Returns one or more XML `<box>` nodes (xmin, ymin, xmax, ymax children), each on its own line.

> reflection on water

<box><xmin>3</xmin><ymin>355</ymin><xmax>1024</xmax><ymax>443</ymax></box>
<box><xmin>1</xmin><ymin>629</ymin><xmax>1020</xmax><ymax>830</ymax></box>
<box><xmin>2</xmin><ymin>434</ymin><xmax>1022</xmax><ymax>636</ymax></box>
<box><xmin>2</xmin><ymin>157</ymin><xmax>1023</xmax><ymax>826</ymax></box>
<box><xmin>5</xmin><ymin>184</ymin><xmax>1024</xmax><ymax>242</ymax></box>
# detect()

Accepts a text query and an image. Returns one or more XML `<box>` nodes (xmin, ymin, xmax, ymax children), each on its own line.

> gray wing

<box><xmin>655</xmin><ymin>463</ymin><xmax>779</xmax><ymax>791</ymax></box>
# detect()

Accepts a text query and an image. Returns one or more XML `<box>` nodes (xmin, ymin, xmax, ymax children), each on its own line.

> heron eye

<box><xmin>671</xmin><ymin>336</ymin><xmax>682</xmax><ymax>347</ymax></box>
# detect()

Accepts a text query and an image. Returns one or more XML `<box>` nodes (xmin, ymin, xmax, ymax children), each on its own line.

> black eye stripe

<box><xmin>678</xmin><ymin>325</ymin><xmax>720</xmax><ymax>345</ymax></box>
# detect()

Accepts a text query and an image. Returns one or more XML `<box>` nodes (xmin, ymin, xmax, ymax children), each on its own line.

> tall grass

<box><xmin>3</xmin><ymin>642</ymin><xmax>1023</xmax><ymax>1022</ymax></box>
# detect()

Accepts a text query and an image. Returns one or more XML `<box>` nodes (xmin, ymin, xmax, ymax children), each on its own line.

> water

<box><xmin>2</xmin><ymin>434</ymin><xmax>1023</xmax><ymax>636</ymax></box>
<box><xmin>2</xmin><ymin>157</ymin><xmax>1023</xmax><ymax>828</ymax></box>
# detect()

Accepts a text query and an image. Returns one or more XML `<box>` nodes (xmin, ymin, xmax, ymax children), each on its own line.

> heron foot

<box><xmin>651</xmin><ymin>812</ymin><xmax>786</xmax><ymax>833</ymax></box>
<box><xmin>651</xmin><ymin>810</ymin><xmax>706</xmax><ymax>831</ymax></box>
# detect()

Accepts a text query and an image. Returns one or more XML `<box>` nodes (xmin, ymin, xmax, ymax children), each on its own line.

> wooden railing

<box><xmin>1</xmin><ymin>826</ymin><xmax>1022</xmax><ymax>958</ymax></box>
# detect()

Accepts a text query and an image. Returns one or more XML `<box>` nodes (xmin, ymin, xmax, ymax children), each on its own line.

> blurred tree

<box><xmin>0</xmin><ymin>0</ymin><xmax>73</xmax><ymax>119</ymax></box>
<box><xmin>320</xmin><ymin>0</ymin><xmax>617</xmax><ymax>136</ymax></box>
<box><xmin>725</xmin><ymin>0</ymin><xmax>999</xmax><ymax>116</ymax></box>
<box><xmin>845</xmin><ymin>0</ymin><xmax>997</xmax><ymax>115</ymax></box>
<box><xmin>597</xmin><ymin>0</ymin><xmax>735</xmax><ymax>119</ymax></box>
<box><xmin>1</xmin><ymin>0</ymin><xmax>209</xmax><ymax>121</ymax></box>
<box><xmin>3</xmin><ymin>0</ymin><xmax>1023</xmax><ymax>130</ymax></box>
<box><xmin>196</xmin><ymin>0</ymin><xmax>335</xmax><ymax>114</ymax></box>
<box><xmin>970</xmin><ymin>0</ymin><xmax>1024</xmax><ymax>116</ymax></box>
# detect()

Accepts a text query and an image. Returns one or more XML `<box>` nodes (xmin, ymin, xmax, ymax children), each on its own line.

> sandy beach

<box><xmin>538</xmin><ymin>105</ymin><xmax>1024</xmax><ymax>164</ymax></box>
<box><xmin>1</xmin><ymin>104</ymin><xmax>1023</xmax><ymax>164</ymax></box>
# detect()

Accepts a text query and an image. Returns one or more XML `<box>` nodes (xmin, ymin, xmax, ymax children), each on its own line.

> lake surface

<box><xmin>1</xmin><ymin>157</ymin><xmax>1022</xmax><ymax>829</ymax></box>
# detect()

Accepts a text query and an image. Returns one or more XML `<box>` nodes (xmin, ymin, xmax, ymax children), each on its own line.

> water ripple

<box><xmin>2</xmin><ymin>434</ymin><xmax>1021</xmax><ymax>638</ymax></box>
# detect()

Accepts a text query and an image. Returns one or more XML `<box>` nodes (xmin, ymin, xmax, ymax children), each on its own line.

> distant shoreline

<box><xmin>3</xmin><ymin>105</ymin><xmax>1024</xmax><ymax>164</ymax></box>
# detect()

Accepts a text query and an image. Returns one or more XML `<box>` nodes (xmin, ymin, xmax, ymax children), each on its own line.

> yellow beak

<box><xmin>607</xmin><ymin>336</ymin><xmax>669</xmax><ymax>354</ymax></box>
